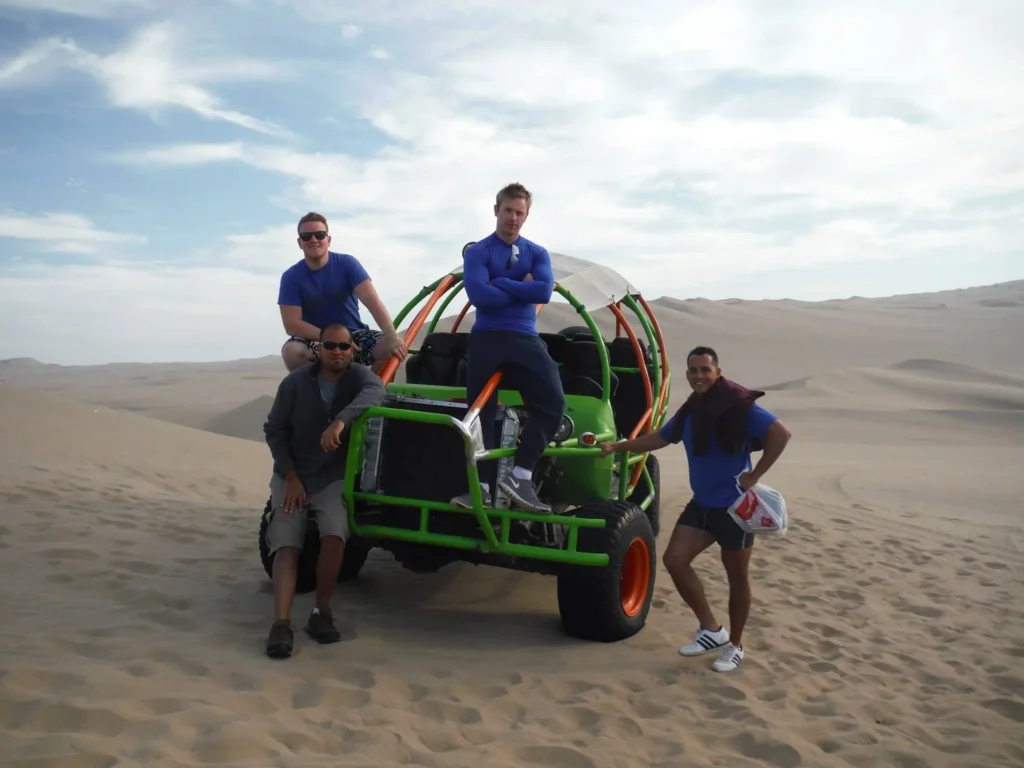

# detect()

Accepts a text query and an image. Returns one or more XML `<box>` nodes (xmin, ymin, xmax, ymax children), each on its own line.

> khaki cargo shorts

<box><xmin>266</xmin><ymin>474</ymin><xmax>349</xmax><ymax>556</ymax></box>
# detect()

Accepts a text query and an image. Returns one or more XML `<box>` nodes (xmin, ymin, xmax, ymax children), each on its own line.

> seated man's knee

<box><xmin>281</xmin><ymin>341</ymin><xmax>312</xmax><ymax>371</ymax></box>
<box><xmin>272</xmin><ymin>545</ymin><xmax>301</xmax><ymax>565</ymax></box>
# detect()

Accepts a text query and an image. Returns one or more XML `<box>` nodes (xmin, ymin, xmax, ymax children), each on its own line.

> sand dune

<box><xmin>764</xmin><ymin>358</ymin><xmax>1024</xmax><ymax>412</ymax></box>
<box><xmin>2</xmin><ymin>282</ymin><xmax>1024</xmax><ymax>767</ymax></box>
<box><xmin>206</xmin><ymin>395</ymin><xmax>277</xmax><ymax>443</ymax></box>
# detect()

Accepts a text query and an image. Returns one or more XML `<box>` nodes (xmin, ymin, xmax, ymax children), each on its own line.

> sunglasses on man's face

<box><xmin>320</xmin><ymin>340</ymin><xmax>352</xmax><ymax>351</ymax></box>
<box><xmin>299</xmin><ymin>231</ymin><xmax>328</xmax><ymax>242</ymax></box>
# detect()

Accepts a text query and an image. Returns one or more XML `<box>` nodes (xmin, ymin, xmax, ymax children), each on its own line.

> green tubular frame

<box><xmin>340</xmin><ymin>272</ymin><xmax>671</xmax><ymax>567</ymax></box>
<box><xmin>613</xmin><ymin>293</ymin><xmax>672</xmax><ymax>507</ymax></box>
<box><xmin>426</xmin><ymin>279</ymin><xmax>465</xmax><ymax>334</ymax></box>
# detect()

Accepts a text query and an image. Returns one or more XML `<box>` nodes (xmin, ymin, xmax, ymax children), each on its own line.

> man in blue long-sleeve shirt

<box><xmin>452</xmin><ymin>183</ymin><xmax>565</xmax><ymax>513</ymax></box>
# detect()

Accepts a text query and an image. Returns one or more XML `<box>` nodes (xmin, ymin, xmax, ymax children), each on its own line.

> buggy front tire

<box><xmin>258</xmin><ymin>497</ymin><xmax>370</xmax><ymax>594</ymax></box>
<box><xmin>556</xmin><ymin>499</ymin><xmax>656</xmax><ymax>642</ymax></box>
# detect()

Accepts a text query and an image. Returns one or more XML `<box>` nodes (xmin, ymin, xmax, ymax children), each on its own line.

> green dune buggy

<box><xmin>258</xmin><ymin>252</ymin><xmax>672</xmax><ymax>642</ymax></box>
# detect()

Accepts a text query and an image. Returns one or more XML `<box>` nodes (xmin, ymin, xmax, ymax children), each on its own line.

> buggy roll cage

<box><xmin>340</xmin><ymin>254</ymin><xmax>672</xmax><ymax>563</ymax></box>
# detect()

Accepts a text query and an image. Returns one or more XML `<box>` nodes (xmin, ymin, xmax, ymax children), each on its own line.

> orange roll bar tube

<box><xmin>378</xmin><ymin>273</ymin><xmax>459</xmax><ymax>386</ymax></box>
<box><xmin>608</xmin><ymin>302</ymin><xmax>654</xmax><ymax>486</ymax></box>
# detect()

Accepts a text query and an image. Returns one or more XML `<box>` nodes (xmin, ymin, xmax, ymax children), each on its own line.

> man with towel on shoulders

<box><xmin>598</xmin><ymin>345</ymin><xmax>792</xmax><ymax>673</ymax></box>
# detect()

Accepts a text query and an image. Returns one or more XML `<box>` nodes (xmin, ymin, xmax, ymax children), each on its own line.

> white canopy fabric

<box><xmin>447</xmin><ymin>251</ymin><xmax>638</xmax><ymax>310</ymax></box>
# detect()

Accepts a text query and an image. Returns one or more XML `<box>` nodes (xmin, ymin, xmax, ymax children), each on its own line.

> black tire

<box><xmin>556</xmin><ymin>499</ymin><xmax>656</xmax><ymax>642</ymax></box>
<box><xmin>628</xmin><ymin>453</ymin><xmax>661</xmax><ymax>537</ymax></box>
<box><xmin>258</xmin><ymin>497</ymin><xmax>371</xmax><ymax>594</ymax></box>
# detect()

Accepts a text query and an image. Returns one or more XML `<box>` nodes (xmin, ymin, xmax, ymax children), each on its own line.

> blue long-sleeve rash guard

<box><xmin>462</xmin><ymin>233</ymin><xmax>554</xmax><ymax>334</ymax></box>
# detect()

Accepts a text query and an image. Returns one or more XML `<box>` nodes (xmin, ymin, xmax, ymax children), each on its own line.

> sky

<box><xmin>0</xmin><ymin>0</ymin><xmax>1021</xmax><ymax>365</ymax></box>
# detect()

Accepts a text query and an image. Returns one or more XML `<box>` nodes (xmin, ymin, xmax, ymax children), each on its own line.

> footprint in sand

<box><xmin>291</xmin><ymin>681</ymin><xmax>325</xmax><ymax>709</ymax></box>
<box><xmin>415</xmin><ymin>725</ymin><xmax>469</xmax><ymax>754</ymax></box>
<box><xmin>902</xmin><ymin>603</ymin><xmax>944</xmax><ymax>619</ymax></box>
<box><xmin>39</xmin><ymin>548</ymin><xmax>99</xmax><ymax>561</ymax></box>
<box><xmin>110</xmin><ymin>558</ymin><xmax>162</xmax><ymax>575</ymax></box>
<box><xmin>982</xmin><ymin>697</ymin><xmax>1024</xmax><ymax>723</ymax></box>
<box><xmin>413</xmin><ymin>698</ymin><xmax>483</xmax><ymax>725</ymax></box>
<box><xmin>321</xmin><ymin>685</ymin><xmax>371</xmax><ymax>709</ymax></box>
<box><xmin>514</xmin><ymin>745</ymin><xmax>596</xmax><ymax>768</ymax></box>
<box><xmin>729</xmin><ymin>732</ymin><xmax>803</xmax><ymax>768</ymax></box>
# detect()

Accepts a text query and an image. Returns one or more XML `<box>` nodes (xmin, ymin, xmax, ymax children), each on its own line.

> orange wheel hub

<box><xmin>620</xmin><ymin>536</ymin><xmax>651</xmax><ymax>617</ymax></box>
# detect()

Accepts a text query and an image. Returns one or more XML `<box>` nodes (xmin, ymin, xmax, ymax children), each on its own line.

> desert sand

<box><xmin>1</xmin><ymin>280</ymin><xmax>1023</xmax><ymax>767</ymax></box>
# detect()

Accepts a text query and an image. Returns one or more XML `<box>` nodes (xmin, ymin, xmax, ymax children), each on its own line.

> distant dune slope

<box><xmin>0</xmin><ymin>385</ymin><xmax>270</xmax><ymax>502</ymax></box>
<box><xmin>206</xmin><ymin>395</ymin><xmax>276</xmax><ymax>443</ymax></box>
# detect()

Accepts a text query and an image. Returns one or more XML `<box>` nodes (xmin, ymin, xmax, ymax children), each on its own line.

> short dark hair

<box><xmin>319</xmin><ymin>323</ymin><xmax>352</xmax><ymax>342</ymax></box>
<box><xmin>495</xmin><ymin>182</ymin><xmax>532</xmax><ymax>209</ymax></box>
<box><xmin>687</xmin><ymin>345</ymin><xmax>718</xmax><ymax>366</ymax></box>
<box><xmin>298</xmin><ymin>212</ymin><xmax>328</xmax><ymax>232</ymax></box>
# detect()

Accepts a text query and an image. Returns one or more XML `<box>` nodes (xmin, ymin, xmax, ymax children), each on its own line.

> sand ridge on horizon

<box><xmin>1</xmin><ymin>281</ymin><xmax>1023</xmax><ymax>767</ymax></box>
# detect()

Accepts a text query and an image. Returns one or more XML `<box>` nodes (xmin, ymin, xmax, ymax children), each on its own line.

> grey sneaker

<box><xmin>499</xmin><ymin>475</ymin><xmax>551</xmax><ymax>513</ymax></box>
<box><xmin>452</xmin><ymin>483</ymin><xmax>489</xmax><ymax>508</ymax></box>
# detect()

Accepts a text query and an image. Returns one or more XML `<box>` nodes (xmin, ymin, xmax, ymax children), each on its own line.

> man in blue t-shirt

<box><xmin>278</xmin><ymin>212</ymin><xmax>408</xmax><ymax>372</ymax></box>
<box><xmin>450</xmin><ymin>182</ymin><xmax>565</xmax><ymax>514</ymax></box>
<box><xmin>598</xmin><ymin>346</ymin><xmax>792</xmax><ymax>673</ymax></box>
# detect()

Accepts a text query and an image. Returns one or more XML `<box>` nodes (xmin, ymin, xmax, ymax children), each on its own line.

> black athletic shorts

<box><xmin>677</xmin><ymin>498</ymin><xmax>754</xmax><ymax>551</ymax></box>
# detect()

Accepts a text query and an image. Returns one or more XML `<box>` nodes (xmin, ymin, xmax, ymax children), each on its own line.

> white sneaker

<box><xmin>678</xmin><ymin>625</ymin><xmax>730</xmax><ymax>657</ymax></box>
<box><xmin>712</xmin><ymin>643</ymin><xmax>744</xmax><ymax>673</ymax></box>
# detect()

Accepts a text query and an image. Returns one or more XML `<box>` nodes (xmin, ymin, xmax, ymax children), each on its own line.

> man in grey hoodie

<box><xmin>262</xmin><ymin>322</ymin><xmax>386</xmax><ymax>658</ymax></box>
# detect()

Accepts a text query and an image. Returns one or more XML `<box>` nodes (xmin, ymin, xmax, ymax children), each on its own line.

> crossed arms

<box><xmin>463</xmin><ymin>245</ymin><xmax>554</xmax><ymax>309</ymax></box>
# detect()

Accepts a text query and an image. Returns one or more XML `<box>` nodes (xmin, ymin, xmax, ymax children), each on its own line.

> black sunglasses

<box><xmin>320</xmin><ymin>340</ymin><xmax>352</xmax><ymax>351</ymax></box>
<box><xmin>299</xmin><ymin>231</ymin><xmax>328</xmax><ymax>241</ymax></box>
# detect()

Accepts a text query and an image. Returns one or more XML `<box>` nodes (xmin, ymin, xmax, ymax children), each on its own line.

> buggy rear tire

<box><xmin>556</xmin><ymin>499</ymin><xmax>656</xmax><ymax>642</ymax></box>
<box><xmin>258</xmin><ymin>497</ymin><xmax>371</xmax><ymax>594</ymax></box>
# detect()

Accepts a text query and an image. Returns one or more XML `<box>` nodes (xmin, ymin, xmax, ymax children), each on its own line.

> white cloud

<box><xmin>105</xmin><ymin>1</ymin><xmax>1022</xmax><ymax>300</ymax></box>
<box><xmin>0</xmin><ymin>23</ymin><xmax>289</xmax><ymax>136</ymax></box>
<box><xmin>0</xmin><ymin>212</ymin><xmax>146</xmax><ymax>254</ymax></box>
<box><xmin>113</xmin><ymin>142</ymin><xmax>247</xmax><ymax>166</ymax></box>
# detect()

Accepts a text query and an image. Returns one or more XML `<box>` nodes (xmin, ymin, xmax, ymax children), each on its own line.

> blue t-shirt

<box><xmin>278</xmin><ymin>251</ymin><xmax>370</xmax><ymax>332</ymax></box>
<box><xmin>462</xmin><ymin>233</ymin><xmax>554</xmax><ymax>335</ymax></box>
<box><xmin>658</xmin><ymin>403</ymin><xmax>778</xmax><ymax>508</ymax></box>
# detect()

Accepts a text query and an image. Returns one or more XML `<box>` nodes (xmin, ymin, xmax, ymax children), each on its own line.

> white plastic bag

<box><xmin>727</xmin><ymin>480</ymin><xmax>788</xmax><ymax>536</ymax></box>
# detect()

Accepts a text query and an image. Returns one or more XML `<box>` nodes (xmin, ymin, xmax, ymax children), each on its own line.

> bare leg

<box><xmin>721</xmin><ymin>547</ymin><xmax>754</xmax><ymax>646</ymax></box>
<box><xmin>315</xmin><ymin>535</ymin><xmax>344</xmax><ymax>610</ymax></box>
<box><xmin>368</xmin><ymin>337</ymin><xmax>396</xmax><ymax>374</ymax></box>
<box><xmin>663</xmin><ymin>524</ymin><xmax>718</xmax><ymax>629</ymax></box>
<box><xmin>272</xmin><ymin>546</ymin><xmax>300</xmax><ymax>621</ymax></box>
<box><xmin>281</xmin><ymin>340</ymin><xmax>315</xmax><ymax>371</ymax></box>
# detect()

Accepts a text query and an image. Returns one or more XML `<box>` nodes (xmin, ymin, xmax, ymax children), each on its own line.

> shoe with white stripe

<box><xmin>712</xmin><ymin>643</ymin><xmax>744</xmax><ymax>673</ymax></box>
<box><xmin>678</xmin><ymin>625</ymin><xmax>729</xmax><ymax>657</ymax></box>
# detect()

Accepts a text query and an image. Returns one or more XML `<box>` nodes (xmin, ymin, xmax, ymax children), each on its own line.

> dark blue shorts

<box><xmin>677</xmin><ymin>498</ymin><xmax>754</xmax><ymax>551</ymax></box>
